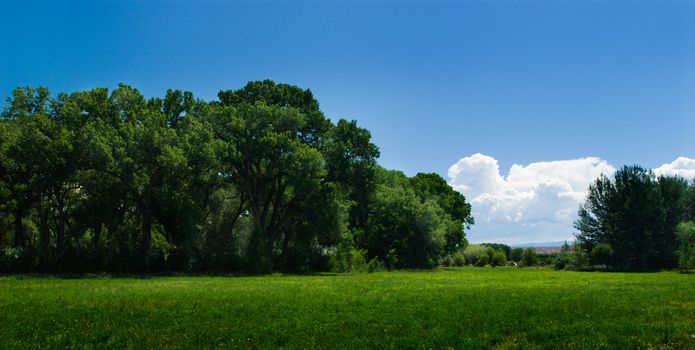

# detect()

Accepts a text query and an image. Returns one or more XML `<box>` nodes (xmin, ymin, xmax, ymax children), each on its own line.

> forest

<box><xmin>2</xmin><ymin>80</ymin><xmax>694</xmax><ymax>274</ymax></box>
<box><xmin>0</xmin><ymin>80</ymin><xmax>473</xmax><ymax>273</ymax></box>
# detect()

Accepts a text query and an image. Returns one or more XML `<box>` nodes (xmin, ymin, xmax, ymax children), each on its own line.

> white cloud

<box><xmin>653</xmin><ymin>157</ymin><xmax>695</xmax><ymax>180</ymax></box>
<box><xmin>448</xmin><ymin>153</ymin><xmax>616</xmax><ymax>244</ymax></box>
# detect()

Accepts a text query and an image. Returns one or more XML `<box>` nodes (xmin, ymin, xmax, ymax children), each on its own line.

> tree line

<box><xmin>0</xmin><ymin>80</ymin><xmax>473</xmax><ymax>273</ymax></box>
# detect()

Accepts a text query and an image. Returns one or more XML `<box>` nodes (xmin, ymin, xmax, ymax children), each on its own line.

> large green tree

<box><xmin>363</xmin><ymin>169</ymin><xmax>450</xmax><ymax>268</ymax></box>
<box><xmin>211</xmin><ymin>101</ymin><xmax>326</xmax><ymax>265</ymax></box>
<box><xmin>410</xmin><ymin>173</ymin><xmax>473</xmax><ymax>254</ymax></box>
<box><xmin>575</xmin><ymin>165</ymin><xmax>690</xmax><ymax>270</ymax></box>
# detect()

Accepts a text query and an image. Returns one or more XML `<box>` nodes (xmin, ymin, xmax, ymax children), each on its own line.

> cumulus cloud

<box><xmin>653</xmin><ymin>157</ymin><xmax>695</xmax><ymax>180</ymax></box>
<box><xmin>448</xmin><ymin>153</ymin><xmax>616</xmax><ymax>244</ymax></box>
<box><xmin>449</xmin><ymin>154</ymin><xmax>695</xmax><ymax>244</ymax></box>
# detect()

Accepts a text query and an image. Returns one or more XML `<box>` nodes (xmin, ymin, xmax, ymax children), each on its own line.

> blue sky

<box><xmin>2</xmin><ymin>0</ymin><xmax>694</xmax><ymax>243</ymax></box>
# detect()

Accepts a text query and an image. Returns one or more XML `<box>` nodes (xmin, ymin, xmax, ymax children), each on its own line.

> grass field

<box><xmin>1</xmin><ymin>268</ymin><xmax>694</xmax><ymax>349</ymax></box>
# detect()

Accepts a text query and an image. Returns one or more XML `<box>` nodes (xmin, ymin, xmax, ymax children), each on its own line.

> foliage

<box><xmin>553</xmin><ymin>253</ymin><xmax>570</xmax><ymax>270</ymax></box>
<box><xmin>490</xmin><ymin>250</ymin><xmax>507</xmax><ymax>267</ymax></box>
<box><xmin>575</xmin><ymin>166</ymin><xmax>691</xmax><ymax>270</ymax></box>
<box><xmin>510</xmin><ymin>247</ymin><xmax>524</xmax><ymax>262</ymax></box>
<box><xmin>463</xmin><ymin>244</ymin><xmax>487</xmax><ymax>265</ymax></box>
<box><xmin>520</xmin><ymin>248</ymin><xmax>538</xmax><ymax>267</ymax></box>
<box><xmin>0</xmin><ymin>81</ymin><xmax>473</xmax><ymax>273</ymax></box>
<box><xmin>481</xmin><ymin>243</ymin><xmax>510</xmax><ymax>259</ymax></box>
<box><xmin>363</xmin><ymin>169</ymin><xmax>447</xmax><ymax>269</ymax></box>
<box><xmin>475</xmin><ymin>253</ymin><xmax>489</xmax><ymax>267</ymax></box>
<box><xmin>452</xmin><ymin>251</ymin><xmax>466</xmax><ymax>267</ymax></box>
<box><xmin>569</xmin><ymin>242</ymin><xmax>590</xmax><ymax>270</ymax></box>
<box><xmin>410</xmin><ymin>173</ymin><xmax>473</xmax><ymax>254</ymax></box>
<box><xmin>590</xmin><ymin>243</ymin><xmax>614</xmax><ymax>266</ymax></box>
<box><xmin>676</xmin><ymin>221</ymin><xmax>695</xmax><ymax>271</ymax></box>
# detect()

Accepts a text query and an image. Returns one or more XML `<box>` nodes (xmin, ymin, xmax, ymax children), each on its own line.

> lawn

<box><xmin>1</xmin><ymin>268</ymin><xmax>694</xmax><ymax>349</ymax></box>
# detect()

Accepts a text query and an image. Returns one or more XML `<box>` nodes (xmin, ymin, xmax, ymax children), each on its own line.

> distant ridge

<box><xmin>510</xmin><ymin>240</ymin><xmax>573</xmax><ymax>248</ymax></box>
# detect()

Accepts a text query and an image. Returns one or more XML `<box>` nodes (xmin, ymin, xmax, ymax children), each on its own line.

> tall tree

<box><xmin>1</xmin><ymin>87</ymin><xmax>54</xmax><ymax>249</ymax></box>
<box><xmin>410</xmin><ymin>173</ymin><xmax>474</xmax><ymax>253</ymax></box>
<box><xmin>364</xmin><ymin>169</ymin><xmax>447</xmax><ymax>268</ymax></box>
<box><xmin>211</xmin><ymin>101</ymin><xmax>325</xmax><ymax>264</ymax></box>
<box><xmin>323</xmin><ymin>119</ymin><xmax>380</xmax><ymax>229</ymax></box>
<box><xmin>575</xmin><ymin>165</ymin><xmax>688</xmax><ymax>269</ymax></box>
<box><xmin>110</xmin><ymin>84</ymin><xmax>187</xmax><ymax>270</ymax></box>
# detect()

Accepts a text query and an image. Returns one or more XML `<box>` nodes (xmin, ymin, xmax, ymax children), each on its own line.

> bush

<box><xmin>510</xmin><ymin>248</ymin><xmax>524</xmax><ymax>262</ymax></box>
<box><xmin>350</xmin><ymin>248</ymin><xmax>368</xmax><ymax>273</ymax></box>
<box><xmin>367</xmin><ymin>257</ymin><xmax>386</xmax><ymax>273</ymax></box>
<box><xmin>677</xmin><ymin>222</ymin><xmax>695</xmax><ymax>271</ymax></box>
<box><xmin>463</xmin><ymin>244</ymin><xmax>487</xmax><ymax>265</ymax></box>
<box><xmin>481</xmin><ymin>243</ymin><xmax>511</xmax><ymax>260</ymax></box>
<box><xmin>537</xmin><ymin>253</ymin><xmax>556</xmax><ymax>266</ymax></box>
<box><xmin>521</xmin><ymin>248</ymin><xmax>538</xmax><ymax>267</ymax></box>
<box><xmin>490</xmin><ymin>250</ymin><xmax>507</xmax><ymax>267</ymax></box>
<box><xmin>570</xmin><ymin>243</ymin><xmax>590</xmax><ymax>269</ymax></box>
<box><xmin>475</xmin><ymin>254</ymin><xmax>489</xmax><ymax>267</ymax></box>
<box><xmin>554</xmin><ymin>254</ymin><xmax>570</xmax><ymax>270</ymax></box>
<box><xmin>484</xmin><ymin>247</ymin><xmax>495</xmax><ymax>262</ymax></box>
<box><xmin>327</xmin><ymin>255</ymin><xmax>340</xmax><ymax>272</ymax></box>
<box><xmin>0</xmin><ymin>247</ymin><xmax>24</xmax><ymax>272</ymax></box>
<box><xmin>452</xmin><ymin>251</ymin><xmax>466</xmax><ymax>267</ymax></box>
<box><xmin>590</xmin><ymin>243</ymin><xmax>614</xmax><ymax>266</ymax></box>
<box><xmin>442</xmin><ymin>254</ymin><xmax>452</xmax><ymax>267</ymax></box>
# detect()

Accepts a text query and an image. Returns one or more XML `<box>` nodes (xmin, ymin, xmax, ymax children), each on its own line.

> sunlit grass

<box><xmin>1</xmin><ymin>268</ymin><xmax>694</xmax><ymax>349</ymax></box>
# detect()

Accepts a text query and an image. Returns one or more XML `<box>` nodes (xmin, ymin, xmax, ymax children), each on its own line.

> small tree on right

<box><xmin>677</xmin><ymin>222</ymin><xmax>695</xmax><ymax>272</ymax></box>
<box><xmin>574</xmin><ymin>165</ymin><xmax>689</xmax><ymax>270</ymax></box>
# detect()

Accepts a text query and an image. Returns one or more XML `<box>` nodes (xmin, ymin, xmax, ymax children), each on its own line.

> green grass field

<box><xmin>1</xmin><ymin>268</ymin><xmax>694</xmax><ymax>349</ymax></box>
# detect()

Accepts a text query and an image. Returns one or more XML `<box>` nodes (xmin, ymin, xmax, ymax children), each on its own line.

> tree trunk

<box><xmin>93</xmin><ymin>223</ymin><xmax>102</xmax><ymax>270</ymax></box>
<box><xmin>93</xmin><ymin>224</ymin><xmax>102</xmax><ymax>249</ymax></box>
<box><xmin>141</xmin><ymin>208</ymin><xmax>152</xmax><ymax>271</ymax></box>
<box><xmin>251</xmin><ymin>204</ymin><xmax>274</xmax><ymax>263</ymax></box>
<box><xmin>265</xmin><ymin>232</ymin><xmax>274</xmax><ymax>262</ymax></box>
<box><xmin>57</xmin><ymin>213</ymin><xmax>66</xmax><ymax>259</ymax></box>
<box><xmin>282</xmin><ymin>231</ymin><xmax>290</xmax><ymax>255</ymax></box>
<box><xmin>39</xmin><ymin>208</ymin><xmax>51</xmax><ymax>271</ymax></box>
<box><xmin>13</xmin><ymin>210</ymin><xmax>24</xmax><ymax>248</ymax></box>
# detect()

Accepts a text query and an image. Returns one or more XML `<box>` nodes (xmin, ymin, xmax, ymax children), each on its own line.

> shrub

<box><xmin>484</xmin><ymin>247</ymin><xmax>495</xmax><ymax>261</ymax></box>
<box><xmin>475</xmin><ymin>254</ymin><xmax>489</xmax><ymax>267</ymax></box>
<box><xmin>490</xmin><ymin>250</ymin><xmax>507</xmax><ymax>267</ymax></box>
<box><xmin>570</xmin><ymin>243</ymin><xmax>590</xmax><ymax>269</ymax></box>
<box><xmin>327</xmin><ymin>255</ymin><xmax>340</xmax><ymax>272</ymax></box>
<box><xmin>0</xmin><ymin>247</ymin><xmax>24</xmax><ymax>272</ymax></box>
<box><xmin>677</xmin><ymin>222</ymin><xmax>695</xmax><ymax>271</ymax></box>
<box><xmin>367</xmin><ymin>257</ymin><xmax>386</xmax><ymax>273</ymax></box>
<box><xmin>521</xmin><ymin>248</ymin><xmax>538</xmax><ymax>267</ymax></box>
<box><xmin>481</xmin><ymin>243</ymin><xmax>511</xmax><ymax>260</ymax></box>
<box><xmin>452</xmin><ymin>251</ymin><xmax>466</xmax><ymax>267</ymax></box>
<box><xmin>463</xmin><ymin>244</ymin><xmax>487</xmax><ymax>265</ymax></box>
<box><xmin>554</xmin><ymin>254</ymin><xmax>570</xmax><ymax>270</ymax></box>
<box><xmin>350</xmin><ymin>248</ymin><xmax>368</xmax><ymax>273</ymax></box>
<box><xmin>510</xmin><ymin>248</ymin><xmax>524</xmax><ymax>262</ymax></box>
<box><xmin>591</xmin><ymin>243</ymin><xmax>614</xmax><ymax>266</ymax></box>
<box><xmin>442</xmin><ymin>254</ymin><xmax>452</xmax><ymax>267</ymax></box>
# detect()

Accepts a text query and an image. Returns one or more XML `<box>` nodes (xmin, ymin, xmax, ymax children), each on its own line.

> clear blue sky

<box><xmin>2</xmin><ymin>0</ymin><xmax>694</xmax><ymax>176</ymax></box>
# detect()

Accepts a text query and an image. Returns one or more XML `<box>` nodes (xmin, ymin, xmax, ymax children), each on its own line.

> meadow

<box><xmin>1</xmin><ymin>268</ymin><xmax>694</xmax><ymax>349</ymax></box>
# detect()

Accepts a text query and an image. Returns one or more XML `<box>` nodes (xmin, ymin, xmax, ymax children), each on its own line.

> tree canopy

<box><xmin>0</xmin><ymin>81</ymin><xmax>473</xmax><ymax>273</ymax></box>
<box><xmin>574</xmin><ymin>165</ymin><xmax>694</xmax><ymax>270</ymax></box>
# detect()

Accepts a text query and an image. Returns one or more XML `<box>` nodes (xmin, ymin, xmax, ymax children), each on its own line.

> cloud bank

<box><xmin>653</xmin><ymin>157</ymin><xmax>695</xmax><ymax>180</ymax></box>
<box><xmin>448</xmin><ymin>154</ymin><xmax>695</xmax><ymax>245</ymax></box>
